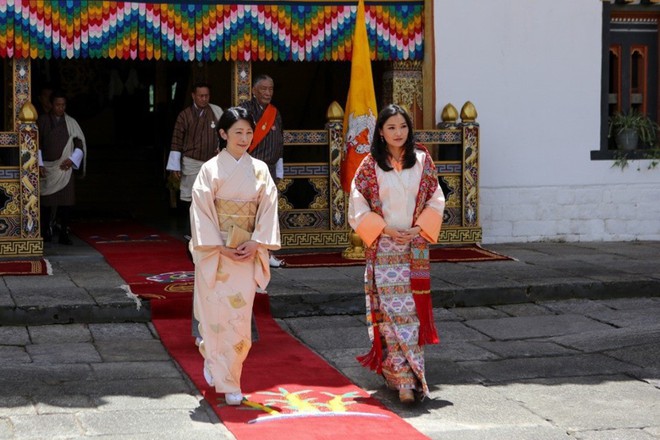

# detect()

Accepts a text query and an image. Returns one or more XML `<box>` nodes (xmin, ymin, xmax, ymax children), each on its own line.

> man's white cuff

<box><xmin>275</xmin><ymin>157</ymin><xmax>284</xmax><ymax>179</ymax></box>
<box><xmin>70</xmin><ymin>148</ymin><xmax>84</xmax><ymax>169</ymax></box>
<box><xmin>166</xmin><ymin>151</ymin><xmax>182</xmax><ymax>171</ymax></box>
<box><xmin>38</xmin><ymin>150</ymin><xmax>44</xmax><ymax>167</ymax></box>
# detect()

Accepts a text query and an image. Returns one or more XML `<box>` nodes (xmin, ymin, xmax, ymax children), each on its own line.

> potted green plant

<box><xmin>608</xmin><ymin>110</ymin><xmax>659</xmax><ymax>151</ymax></box>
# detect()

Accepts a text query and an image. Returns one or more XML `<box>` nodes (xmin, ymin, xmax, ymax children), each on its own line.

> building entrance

<box><xmin>25</xmin><ymin>59</ymin><xmax>385</xmax><ymax>229</ymax></box>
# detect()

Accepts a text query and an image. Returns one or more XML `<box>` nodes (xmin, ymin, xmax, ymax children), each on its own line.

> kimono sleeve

<box><xmin>189</xmin><ymin>164</ymin><xmax>223</xmax><ymax>287</ymax></box>
<box><xmin>252</xmin><ymin>165</ymin><xmax>281</xmax><ymax>251</ymax></box>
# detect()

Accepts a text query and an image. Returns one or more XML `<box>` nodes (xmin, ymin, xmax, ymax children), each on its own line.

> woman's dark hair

<box><xmin>217</xmin><ymin>107</ymin><xmax>256</xmax><ymax>149</ymax></box>
<box><xmin>371</xmin><ymin>104</ymin><xmax>416</xmax><ymax>171</ymax></box>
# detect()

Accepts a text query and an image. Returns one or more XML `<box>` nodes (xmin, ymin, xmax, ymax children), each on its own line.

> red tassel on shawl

<box><xmin>413</xmin><ymin>292</ymin><xmax>439</xmax><ymax>345</ymax></box>
<box><xmin>356</xmin><ymin>307</ymin><xmax>383</xmax><ymax>373</ymax></box>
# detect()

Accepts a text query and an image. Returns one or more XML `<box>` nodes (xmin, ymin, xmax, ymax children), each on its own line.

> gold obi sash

<box><xmin>215</xmin><ymin>199</ymin><xmax>257</xmax><ymax>233</ymax></box>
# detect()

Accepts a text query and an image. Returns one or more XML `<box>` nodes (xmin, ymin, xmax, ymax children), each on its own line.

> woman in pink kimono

<box><xmin>190</xmin><ymin>107</ymin><xmax>280</xmax><ymax>405</ymax></box>
<box><xmin>348</xmin><ymin>104</ymin><xmax>445</xmax><ymax>404</ymax></box>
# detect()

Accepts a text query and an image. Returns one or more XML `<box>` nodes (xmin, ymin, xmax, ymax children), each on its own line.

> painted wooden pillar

<box><xmin>382</xmin><ymin>60</ymin><xmax>424</xmax><ymax>128</ymax></box>
<box><xmin>326</xmin><ymin>101</ymin><xmax>346</xmax><ymax>231</ymax></box>
<box><xmin>459</xmin><ymin>102</ymin><xmax>480</xmax><ymax>229</ymax></box>
<box><xmin>232</xmin><ymin>61</ymin><xmax>252</xmax><ymax>106</ymax></box>
<box><xmin>0</xmin><ymin>58</ymin><xmax>43</xmax><ymax>257</ymax></box>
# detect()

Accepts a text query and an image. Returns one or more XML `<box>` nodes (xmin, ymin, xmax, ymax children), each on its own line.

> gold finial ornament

<box><xmin>460</xmin><ymin>101</ymin><xmax>478</xmax><ymax>122</ymax></box>
<box><xmin>19</xmin><ymin>102</ymin><xmax>38</xmax><ymax>122</ymax></box>
<box><xmin>441</xmin><ymin>103</ymin><xmax>458</xmax><ymax>123</ymax></box>
<box><xmin>327</xmin><ymin>101</ymin><xmax>344</xmax><ymax>121</ymax></box>
<box><xmin>342</xmin><ymin>231</ymin><xmax>365</xmax><ymax>260</ymax></box>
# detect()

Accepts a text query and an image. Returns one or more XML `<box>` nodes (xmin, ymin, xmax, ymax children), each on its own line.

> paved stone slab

<box><xmin>435</xmin><ymin>321</ymin><xmax>491</xmax><ymax>343</ymax></box>
<box><xmin>10</xmin><ymin>287</ymin><xmax>95</xmax><ymax>308</ymax></box>
<box><xmin>0</xmin><ymin>327</ymin><xmax>30</xmax><ymax>346</ymax></box>
<box><xmin>629</xmin><ymin>367</ymin><xmax>660</xmax><ymax>389</ymax></box>
<box><xmin>424</xmin><ymin>359</ymin><xmax>488</xmax><ymax>385</ymax></box>
<box><xmin>95</xmin><ymin>340</ymin><xmax>171</xmax><ymax>362</ymax></box>
<box><xmin>10</xmin><ymin>413</ymin><xmax>82</xmax><ymax>438</ymax></box>
<box><xmin>450</xmin><ymin>306</ymin><xmax>509</xmax><ymax>320</ymax></box>
<box><xmin>596</xmin><ymin>297</ymin><xmax>660</xmax><ymax>310</ymax></box>
<box><xmin>78</xmin><ymin>409</ymin><xmax>214</xmax><ymax>436</ymax></box>
<box><xmin>581</xmin><ymin>308</ymin><xmax>660</xmax><ymax>328</ymax></box>
<box><xmin>28</xmin><ymin>324</ymin><xmax>92</xmax><ymax>344</ymax></box>
<box><xmin>57</xmin><ymin>378</ymin><xmax>191</xmax><ymax>396</ymax></box>
<box><xmin>548</xmin><ymin>325</ymin><xmax>660</xmax><ymax>352</ymax></box>
<box><xmin>433</xmin><ymin>307</ymin><xmax>464</xmax><ymax>321</ymax></box>
<box><xmin>0</xmin><ymin>418</ymin><xmax>12</xmax><ymax>439</ymax></box>
<box><xmin>27</xmin><ymin>342</ymin><xmax>102</xmax><ymax>364</ymax></box>
<box><xmin>91</xmin><ymin>361</ymin><xmax>182</xmax><ymax>381</ymax></box>
<box><xmin>3</xmin><ymin>274</ymin><xmax>78</xmax><ymax>290</ymax></box>
<box><xmin>425</xmin><ymin>342</ymin><xmax>500</xmax><ymax>362</ymax></box>
<box><xmin>465</xmin><ymin>314</ymin><xmax>614</xmax><ymax>340</ymax></box>
<box><xmin>472</xmin><ymin>340</ymin><xmax>580</xmax><ymax>359</ymax></box>
<box><xmin>538</xmin><ymin>299</ymin><xmax>615</xmax><ymax>315</ymax></box>
<box><xmin>34</xmin><ymin>394</ymin><xmax>95</xmax><ymax>414</ymax></box>
<box><xmin>87</xmin><ymin>287</ymin><xmax>141</xmax><ymax>306</ymax></box>
<box><xmin>88</xmin><ymin>323</ymin><xmax>154</xmax><ymax>340</ymax></box>
<box><xmin>450</xmin><ymin>285</ymin><xmax>532</xmax><ymax>308</ymax></box>
<box><xmin>493</xmin><ymin>303</ymin><xmax>556</xmax><ymax>317</ymax></box>
<box><xmin>0</xmin><ymin>396</ymin><xmax>36</xmax><ymax>416</ymax></box>
<box><xmin>605</xmin><ymin>343</ymin><xmax>660</xmax><ymax>369</ymax></box>
<box><xmin>406</xmin><ymin>383</ymin><xmax>552</xmax><ymax>434</ymax></box>
<box><xmin>279</xmin><ymin>315</ymin><xmax>365</xmax><ymax>333</ymax></box>
<box><xmin>316</xmin><ymin>347</ymin><xmax>367</xmax><ymax>368</ymax></box>
<box><xmin>572</xmin><ymin>428</ymin><xmax>658</xmax><ymax>439</ymax></box>
<box><xmin>0</xmin><ymin>290</ymin><xmax>13</xmax><ymax>308</ymax></box>
<box><xmin>288</xmin><ymin>326</ymin><xmax>370</xmax><ymax>350</ymax></box>
<box><xmin>0</xmin><ymin>346</ymin><xmax>31</xmax><ymax>363</ymax></box>
<box><xmin>646</xmin><ymin>427</ymin><xmax>660</xmax><ymax>436</ymax></box>
<box><xmin>422</xmin><ymin>426</ymin><xmax>571</xmax><ymax>440</ymax></box>
<box><xmin>90</xmin><ymin>393</ymin><xmax>201</xmax><ymax>411</ymax></box>
<box><xmin>0</xmin><ymin>364</ymin><xmax>93</xmax><ymax>384</ymax></box>
<box><xmin>460</xmin><ymin>354</ymin><xmax>638</xmax><ymax>383</ymax></box>
<box><xmin>491</xmin><ymin>375</ymin><xmax>660</xmax><ymax>430</ymax></box>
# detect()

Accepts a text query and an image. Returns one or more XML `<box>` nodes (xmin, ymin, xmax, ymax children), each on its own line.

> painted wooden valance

<box><xmin>0</xmin><ymin>1</ymin><xmax>423</xmax><ymax>62</ymax></box>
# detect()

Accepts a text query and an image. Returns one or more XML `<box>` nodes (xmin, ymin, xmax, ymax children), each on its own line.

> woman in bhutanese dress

<box><xmin>348</xmin><ymin>104</ymin><xmax>445</xmax><ymax>404</ymax></box>
<box><xmin>189</xmin><ymin>107</ymin><xmax>280</xmax><ymax>406</ymax></box>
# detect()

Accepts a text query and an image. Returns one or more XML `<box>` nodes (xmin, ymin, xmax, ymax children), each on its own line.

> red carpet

<box><xmin>0</xmin><ymin>258</ymin><xmax>50</xmax><ymax>276</ymax></box>
<box><xmin>71</xmin><ymin>220</ymin><xmax>429</xmax><ymax>440</ymax></box>
<box><xmin>70</xmin><ymin>220</ymin><xmax>194</xmax><ymax>299</ymax></box>
<box><xmin>280</xmin><ymin>243</ymin><xmax>513</xmax><ymax>267</ymax></box>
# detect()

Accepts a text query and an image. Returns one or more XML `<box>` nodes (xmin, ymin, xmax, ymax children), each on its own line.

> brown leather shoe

<box><xmin>399</xmin><ymin>389</ymin><xmax>415</xmax><ymax>404</ymax></box>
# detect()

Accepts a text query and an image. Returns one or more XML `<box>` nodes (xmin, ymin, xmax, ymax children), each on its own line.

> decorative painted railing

<box><xmin>278</xmin><ymin>101</ymin><xmax>481</xmax><ymax>248</ymax></box>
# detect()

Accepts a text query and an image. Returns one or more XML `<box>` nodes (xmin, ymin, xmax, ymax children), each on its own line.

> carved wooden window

<box><xmin>594</xmin><ymin>2</ymin><xmax>659</xmax><ymax>158</ymax></box>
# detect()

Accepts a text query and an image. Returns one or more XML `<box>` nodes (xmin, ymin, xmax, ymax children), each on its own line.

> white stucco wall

<box><xmin>434</xmin><ymin>0</ymin><xmax>660</xmax><ymax>243</ymax></box>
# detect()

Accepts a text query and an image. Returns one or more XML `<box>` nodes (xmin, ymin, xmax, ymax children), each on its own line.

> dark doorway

<box><xmin>28</xmin><ymin>59</ymin><xmax>387</xmax><ymax>230</ymax></box>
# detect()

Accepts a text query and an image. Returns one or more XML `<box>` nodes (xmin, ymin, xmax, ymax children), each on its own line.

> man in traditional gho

<box><xmin>189</xmin><ymin>107</ymin><xmax>280</xmax><ymax>406</ymax></box>
<box><xmin>348</xmin><ymin>104</ymin><xmax>445</xmax><ymax>404</ymax></box>
<box><xmin>166</xmin><ymin>82</ymin><xmax>223</xmax><ymax>343</ymax></box>
<box><xmin>166</xmin><ymin>82</ymin><xmax>223</xmax><ymax>213</ymax></box>
<box><xmin>38</xmin><ymin>91</ymin><xmax>87</xmax><ymax>245</ymax></box>
<box><xmin>239</xmin><ymin>74</ymin><xmax>285</xmax><ymax>268</ymax></box>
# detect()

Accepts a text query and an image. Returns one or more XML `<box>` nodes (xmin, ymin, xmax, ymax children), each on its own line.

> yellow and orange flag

<box><xmin>340</xmin><ymin>0</ymin><xmax>378</xmax><ymax>193</ymax></box>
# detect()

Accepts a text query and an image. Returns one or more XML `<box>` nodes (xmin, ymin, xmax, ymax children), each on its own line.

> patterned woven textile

<box><xmin>371</xmin><ymin>237</ymin><xmax>429</xmax><ymax>395</ymax></box>
<box><xmin>215</xmin><ymin>199</ymin><xmax>257</xmax><ymax>233</ymax></box>
<box><xmin>0</xmin><ymin>1</ymin><xmax>424</xmax><ymax>62</ymax></box>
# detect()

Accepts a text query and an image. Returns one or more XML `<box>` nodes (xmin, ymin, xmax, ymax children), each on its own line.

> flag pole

<box><xmin>341</xmin><ymin>0</ymin><xmax>376</xmax><ymax>260</ymax></box>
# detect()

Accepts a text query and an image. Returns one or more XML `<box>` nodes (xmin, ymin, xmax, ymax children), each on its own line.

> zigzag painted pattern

<box><xmin>0</xmin><ymin>1</ymin><xmax>423</xmax><ymax>61</ymax></box>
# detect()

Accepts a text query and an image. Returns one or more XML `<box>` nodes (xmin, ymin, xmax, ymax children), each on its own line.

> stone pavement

<box><xmin>0</xmin><ymin>237</ymin><xmax>659</xmax><ymax>439</ymax></box>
